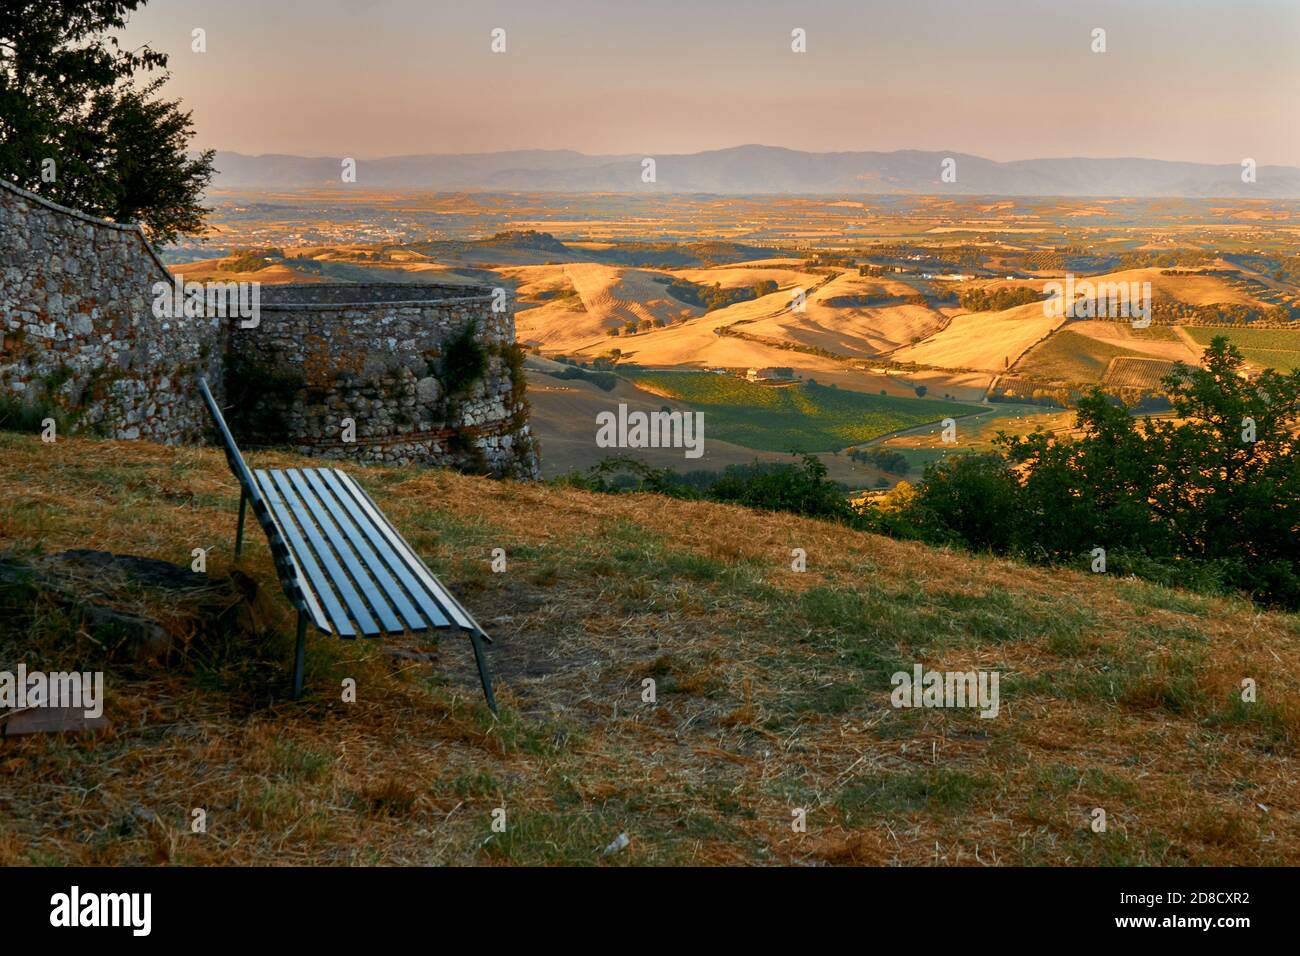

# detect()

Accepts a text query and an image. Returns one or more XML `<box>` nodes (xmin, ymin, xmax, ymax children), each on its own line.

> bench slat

<box><xmin>331</xmin><ymin>470</ymin><xmax>477</xmax><ymax>631</ymax></box>
<box><xmin>256</xmin><ymin>470</ymin><xmax>361</xmax><ymax>637</ymax></box>
<box><xmin>265</xmin><ymin>469</ymin><xmax>381</xmax><ymax>637</ymax></box>
<box><xmin>315</xmin><ymin>468</ymin><xmax>454</xmax><ymax>629</ymax></box>
<box><xmin>301</xmin><ymin>468</ymin><xmax>431</xmax><ymax>631</ymax></box>
<box><xmin>253</xmin><ymin>497</ymin><xmax>334</xmax><ymax>635</ymax></box>
<box><xmin>284</xmin><ymin>468</ymin><xmax>408</xmax><ymax>633</ymax></box>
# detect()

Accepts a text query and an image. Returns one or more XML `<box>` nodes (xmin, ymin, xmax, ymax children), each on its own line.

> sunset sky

<box><xmin>119</xmin><ymin>0</ymin><xmax>1300</xmax><ymax>164</ymax></box>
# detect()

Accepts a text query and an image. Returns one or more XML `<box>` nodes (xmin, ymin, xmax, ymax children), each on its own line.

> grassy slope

<box><xmin>1185</xmin><ymin>326</ymin><xmax>1300</xmax><ymax>373</ymax></box>
<box><xmin>0</xmin><ymin>433</ymin><xmax>1297</xmax><ymax>866</ymax></box>
<box><xmin>623</xmin><ymin>372</ymin><xmax>972</xmax><ymax>452</ymax></box>
<box><xmin>1015</xmin><ymin>329</ymin><xmax>1149</xmax><ymax>383</ymax></box>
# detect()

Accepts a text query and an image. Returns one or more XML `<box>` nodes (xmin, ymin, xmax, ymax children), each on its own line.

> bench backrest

<box><xmin>198</xmin><ymin>378</ymin><xmax>259</xmax><ymax>499</ymax></box>
<box><xmin>198</xmin><ymin>378</ymin><xmax>318</xmax><ymax>622</ymax></box>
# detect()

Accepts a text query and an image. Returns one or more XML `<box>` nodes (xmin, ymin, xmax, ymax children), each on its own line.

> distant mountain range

<box><xmin>209</xmin><ymin>145</ymin><xmax>1300</xmax><ymax>198</ymax></box>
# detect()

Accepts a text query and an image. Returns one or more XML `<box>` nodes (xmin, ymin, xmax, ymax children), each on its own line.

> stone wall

<box><xmin>227</xmin><ymin>283</ymin><xmax>540</xmax><ymax>480</ymax></box>
<box><xmin>0</xmin><ymin>179</ymin><xmax>222</xmax><ymax>442</ymax></box>
<box><xmin>0</xmin><ymin>177</ymin><xmax>539</xmax><ymax>480</ymax></box>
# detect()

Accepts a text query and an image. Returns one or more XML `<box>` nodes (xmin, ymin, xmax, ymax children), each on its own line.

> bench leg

<box><xmin>468</xmin><ymin>629</ymin><xmax>497</xmax><ymax>713</ymax></box>
<box><xmin>292</xmin><ymin>611</ymin><xmax>307</xmax><ymax>699</ymax></box>
<box><xmin>235</xmin><ymin>488</ymin><xmax>248</xmax><ymax>559</ymax></box>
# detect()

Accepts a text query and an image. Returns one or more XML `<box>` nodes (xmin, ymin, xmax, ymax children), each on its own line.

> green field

<box><xmin>622</xmin><ymin>371</ymin><xmax>973</xmax><ymax>452</ymax></box>
<box><xmin>1185</xmin><ymin>326</ymin><xmax>1300</xmax><ymax>372</ymax></box>
<box><xmin>1016</xmin><ymin>329</ymin><xmax>1147</xmax><ymax>383</ymax></box>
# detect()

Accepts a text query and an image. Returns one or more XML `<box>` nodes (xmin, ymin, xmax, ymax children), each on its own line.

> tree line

<box><xmin>570</xmin><ymin>339</ymin><xmax>1300</xmax><ymax>609</ymax></box>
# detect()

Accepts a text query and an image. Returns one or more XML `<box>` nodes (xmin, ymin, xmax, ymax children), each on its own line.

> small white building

<box><xmin>746</xmin><ymin>367</ymin><xmax>794</xmax><ymax>382</ymax></box>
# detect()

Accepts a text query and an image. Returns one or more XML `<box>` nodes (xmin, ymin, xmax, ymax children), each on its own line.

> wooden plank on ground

<box><xmin>0</xmin><ymin>707</ymin><xmax>111</xmax><ymax>737</ymax></box>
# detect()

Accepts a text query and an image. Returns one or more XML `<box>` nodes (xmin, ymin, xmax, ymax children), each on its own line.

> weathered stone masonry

<box><xmin>0</xmin><ymin>178</ymin><xmax>221</xmax><ymax>442</ymax></box>
<box><xmin>0</xmin><ymin>178</ymin><xmax>540</xmax><ymax>479</ymax></box>
<box><xmin>232</xmin><ymin>284</ymin><xmax>540</xmax><ymax>480</ymax></box>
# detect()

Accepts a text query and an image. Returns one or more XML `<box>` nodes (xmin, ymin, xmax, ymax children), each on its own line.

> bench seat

<box><xmin>252</xmin><ymin>465</ymin><xmax>475</xmax><ymax>639</ymax></box>
<box><xmin>197</xmin><ymin>378</ymin><xmax>496</xmax><ymax>709</ymax></box>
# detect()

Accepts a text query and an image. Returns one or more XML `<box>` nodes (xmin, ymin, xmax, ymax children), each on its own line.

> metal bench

<box><xmin>197</xmin><ymin>378</ymin><xmax>496</xmax><ymax>710</ymax></box>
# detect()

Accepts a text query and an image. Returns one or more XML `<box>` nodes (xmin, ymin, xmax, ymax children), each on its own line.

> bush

<box><xmin>442</xmin><ymin>320</ymin><xmax>489</xmax><ymax>397</ymax></box>
<box><xmin>708</xmin><ymin>455</ymin><xmax>858</xmax><ymax>522</ymax></box>
<box><xmin>559</xmin><ymin>454</ymin><xmax>859</xmax><ymax>525</ymax></box>
<box><xmin>849</xmin><ymin>447</ymin><xmax>909</xmax><ymax>474</ymax></box>
<box><xmin>665</xmin><ymin>278</ymin><xmax>779</xmax><ymax>312</ymax></box>
<box><xmin>859</xmin><ymin>338</ymin><xmax>1300</xmax><ymax>608</ymax></box>
<box><xmin>0</xmin><ymin>394</ymin><xmax>67</xmax><ymax>435</ymax></box>
<box><xmin>958</xmin><ymin>286</ymin><xmax>1046</xmax><ymax>312</ymax></box>
<box><xmin>550</xmin><ymin>366</ymin><xmax>617</xmax><ymax>392</ymax></box>
<box><xmin>905</xmin><ymin>453</ymin><xmax>1021</xmax><ymax>552</ymax></box>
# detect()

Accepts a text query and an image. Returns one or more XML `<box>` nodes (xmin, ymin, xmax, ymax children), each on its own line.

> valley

<box><xmin>172</xmin><ymin>191</ymin><xmax>1300</xmax><ymax>486</ymax></box>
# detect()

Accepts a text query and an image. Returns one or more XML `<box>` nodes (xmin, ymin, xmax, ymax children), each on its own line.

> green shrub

<box><xmin>849</xmin><ymin>447</ymin><xmax>909</xmax><ymax>474</ymax></box>
<box><xmin>905</xmin><ymin>452</ymin><xmax>1022</xmax><ymax>552</ymax></box>
<box><xmin>0</xmin><ymin>393</ymin><xmax>67</xmax><ymax>435</ymax></box>
<box><xmin>559</xmin><ymin>453</ymin><xmax>859</xmax><ymax>525</ymax></box>
<box><xmin>550</xmin><ymin>365</ymin><xmax>617</xmax><ymax>392</ymax></box>
<box><xmin>859</xmin><ymin>338</ymin><xmax>1300</xmax><ymax>608</ymax></box>
<box><xmin>442</xmin><ymin>320</ymin><xmax>489</xmax><ymax>397</ymax></box>
<box><xmin>958</xmin><ymin>286</ymin><xmax>1047</xmax><ymax>311</ymax></box>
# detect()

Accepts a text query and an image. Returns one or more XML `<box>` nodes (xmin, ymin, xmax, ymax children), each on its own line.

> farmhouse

<box><xmin>745</xmin><ymin>366</ymin><xmax>794</xmax><ymax>382</ymax></box>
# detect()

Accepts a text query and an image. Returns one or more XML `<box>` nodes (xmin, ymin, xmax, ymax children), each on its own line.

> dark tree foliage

<box><xmin>665</xmin><ymin>278</ymin><xmax>779</xmax><ymax>312</ymax></box>
<box><xmin>903</xmin><ymin>452</ymin><xmax>1022</xmax><ymax>553</ymax></box>
<box><xmin>866</xmin><ymin>338</ymin><xmax>1300</xmax><ymax>607</ymax></box>
<box><xmin>0</xmin><ymin>0</ymin><xmax>214</xmax><ymax>244</ymax></box>
<box><xmin>707</xmin><ymin>454</ymin><xmax>858</xmax><ymax>521</ymax></box>
<box><xmin>958</xmin><ymin>286</ymin><xmax>1046</xmax><ymax>312</ymax></box>
<box><xmin>441</xmin><ymin>320</ymin><xmax>489</xmax><ymax>397</ymax></box>
<box><xmin>564</xmin><ymin>454</ymin><xmax>858</xmax><ymax>524</ymax></box>
<box><xmin>849</xmin><ymin>446</ymin><xmax>909</xmax><ymax>474</ymax></box>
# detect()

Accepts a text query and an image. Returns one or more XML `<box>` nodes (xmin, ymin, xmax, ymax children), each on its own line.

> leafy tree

<box><xmin>997</xmin><ymin>389</ymin><xmax>1163</xmax><ymax>560</ymax></box>
<box><xmin>0</xmin><ymin>0</ymin><xmax>214</xmax><ymax>244</ymax></box>
<box><xmin>1141</xmin><ymin>339</ymin><xmax>1300</xmax><ymax>602</ymax></box>
<box><xmin>849</xmin><ymin>447</ymin><xmax>909</xmax><ymax>474</ymax></box>
<box><xmin>709</xmin><ymin>454</ymin><xmax>858</xmax><ymax>522</ymax></box>
<box><xmin>905</xmin><ymin>452</ymin><xmax>1021</xmax><ymax>552</ymax></box>
<box><xmin>867</xmin><ymin>337</ymin><xmax>1300</xmax><ymax>606</ymax></box>
<box><xmin>565</xmin><ymin>454</ymin><xmax>858</xmax><ymax>525</ymax></box>
<box><xmin>959</xmin><ymin>286</ymin><xmax>1045</xmax><ymax>312</ymax></box>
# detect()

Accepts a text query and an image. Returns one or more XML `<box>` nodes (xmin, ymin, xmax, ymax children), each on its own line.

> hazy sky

<box><xmin>119</xmin><ymin>0</ymin><xmax>1300</xmax><ymax>164</ymax></box>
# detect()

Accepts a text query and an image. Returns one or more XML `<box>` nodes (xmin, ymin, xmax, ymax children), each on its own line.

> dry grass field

<box><xmin>168</xmin><ymin>258</ymin><xmax>324</xmax><ymax>285</ymax></box>
<box><xmin>2</xmin><ymin>433</ymin><xmax>1297</xmax><ymax>866</ymax></box>
<box><xmin>1014</xmin><ymin>329</ymin><xmax>1150</xmax><ymax>384</ymax></box>
<box><xmin>1066</xmin><ymin>321</ymin><xmax>1199</xmax><ymax>363</ymax></box>
<box><xmin>740</xmin><ymin>272</ymin><xmax>951</xmax><ymax>358</ymax></box>
<box><xmin>564</xmin><ymin>263</ymin><xmax>696</xmax><ymax>331</ymax></box>
<box><xmin>890</xmin><ymin>299</ymin><xmax>1067</xmax><ymax>372</ymax></box>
